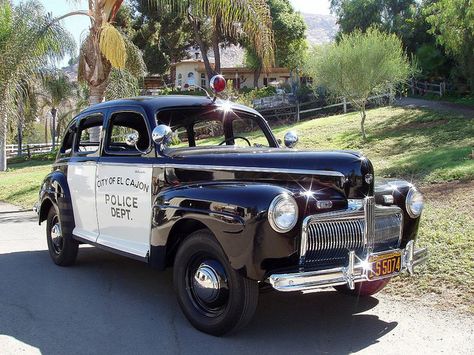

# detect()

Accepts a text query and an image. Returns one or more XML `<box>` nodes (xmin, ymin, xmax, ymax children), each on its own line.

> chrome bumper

<box><xmin>268</xmin><ymin>240</ymin><xmax>428</xmax><ymax>292</ymax></box>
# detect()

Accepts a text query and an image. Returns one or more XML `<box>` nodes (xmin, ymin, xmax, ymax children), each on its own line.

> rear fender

<box><xmin>38</xmin><ymin>171</ymin><xmax>75</xmax><ymax>237</ymax></box>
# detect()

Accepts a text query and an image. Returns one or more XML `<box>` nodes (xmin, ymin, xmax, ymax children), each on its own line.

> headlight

<box><xmin>406</xmin><ymin>187</ymin><xmax>424</xmax><ymax>218</ymax></box>
<box><xmin>268</xmin><ymin>194</ymin><xmax>298</xmax><ymax>233</ymax></box>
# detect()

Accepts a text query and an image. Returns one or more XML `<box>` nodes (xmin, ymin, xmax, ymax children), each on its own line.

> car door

<box><xmin>68</xmin><ymin>111</ymin><xmax>104</xmax><ymax>242</ymax></box>
<box><xmin>95</xmin><ymin>108</ymin><xmax>154</xmax><ymax>258</ymax></box>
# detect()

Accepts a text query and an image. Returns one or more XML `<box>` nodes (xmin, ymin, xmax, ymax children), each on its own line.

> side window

<box><xmin>105</xmin><ymin>111</ymin><xmax>150</xmax><ymax>155</ymax></box>
<box><xmin>74</xmin><ymin>114</ymin><xmax>104</xmax><ymax>156</ymax></box>
<box><xmin>59</xmin><ymin>125</ymin><xmax>75</xmax><ymax>157</ymax></box>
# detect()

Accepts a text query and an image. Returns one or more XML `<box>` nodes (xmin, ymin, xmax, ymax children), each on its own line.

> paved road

<box><xmin>0</xmin><ymin>205</ymin><xmax>473</xmax><ymax>355</ymax></box>
<box><xmin>395</xmin><ymin>97</ymin><xmax>474</xmax><ymax>117</ymax></box>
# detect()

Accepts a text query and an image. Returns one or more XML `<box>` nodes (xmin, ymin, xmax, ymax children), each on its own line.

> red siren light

<box><xmin>210</xmin><ymin>75</ymin><xmax>226</xmax><ymax>93</ymax></box>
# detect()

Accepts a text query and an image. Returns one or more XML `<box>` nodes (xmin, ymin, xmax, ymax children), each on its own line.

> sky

<box><xmin>20</xmin><ymin>0</ymin><xmax>331</xmax><ymax>67</ymax></box>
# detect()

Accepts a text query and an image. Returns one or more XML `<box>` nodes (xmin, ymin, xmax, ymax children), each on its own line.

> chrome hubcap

<box><xmin>50</xmin><ymin>220</ymin><xmax>63</xmax><ymax>254</ymax></box>
<box><xmin>193</xmin><ymin>263</ymin><xmax>221</xmax><ymax>303</ymax></box>
<box><xmin>187</xmin><ymin>258</ymin><xmax>229</xmax><ymax>317</ymax></box>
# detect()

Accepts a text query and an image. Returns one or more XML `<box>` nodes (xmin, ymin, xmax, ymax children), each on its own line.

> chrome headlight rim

<box><xmin>406</xmin><ymin>187</ymin><xmax>424</xmax><ymax>218</ymax></box>
<box><xmin>268</xmin><ymin>193</ymin><xmax>299</xmax><ymax>233</ymax></box>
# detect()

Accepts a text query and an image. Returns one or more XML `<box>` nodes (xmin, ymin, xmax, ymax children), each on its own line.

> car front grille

<box><xmin>300</xmin><ymin>200</ymin><xmax>403</xmax><ymax>269</ymax></box>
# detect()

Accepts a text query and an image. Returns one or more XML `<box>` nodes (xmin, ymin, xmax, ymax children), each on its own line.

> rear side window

<box><xmin>74</xmin><ymin>114</ymin><xmax>104</xmax><ymax>156</ymax></box>
<box><xmin>105</xmin><ymin>111</ymin><xmax>150</xmax><ymax>155</ymax></box>
<box><xmin>59</xmin><ymin>125</ymin><xmax>75</xmax><ymax>157</ymax></box>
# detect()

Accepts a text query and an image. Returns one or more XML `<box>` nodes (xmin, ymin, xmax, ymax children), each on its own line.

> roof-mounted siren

<box><xmin>210</xmin><ymin>75</ymin><xmax>226</xmax><ymax>102</ymax></box>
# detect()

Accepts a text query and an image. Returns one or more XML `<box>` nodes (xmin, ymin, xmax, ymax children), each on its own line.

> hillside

<box><xmin>302</xmin><ymin>13</ymin><xmax>338</xmax><ymax>44</ymax></box>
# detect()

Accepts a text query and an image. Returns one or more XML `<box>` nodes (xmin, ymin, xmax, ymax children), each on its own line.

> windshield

<box><xmin>156</xmin><ymin>106</ymin><xmax>276</xmax><ymax>148</ymax></box>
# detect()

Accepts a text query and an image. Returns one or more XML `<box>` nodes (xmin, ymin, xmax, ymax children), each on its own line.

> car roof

<box><xmin>79</xmin><ymin>95</ymin><xmax>260</xmax><ymax>117</ymax></box>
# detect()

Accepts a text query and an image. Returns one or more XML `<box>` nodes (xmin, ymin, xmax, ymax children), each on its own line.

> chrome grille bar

<box><xmin>299</xmin><ymin>203</ymin><xmax>403</xmax><ymax>269</ymax></box>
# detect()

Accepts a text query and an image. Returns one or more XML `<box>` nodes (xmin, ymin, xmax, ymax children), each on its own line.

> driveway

<box><xmin>395</xmin><ymin>97</ymin><xmax>474</xmax><ymax>117</ymax></box>
<box><xmin>0</xmin><ymin>205</ymin><xmax>472</xmax><ymax>355</ymax></box>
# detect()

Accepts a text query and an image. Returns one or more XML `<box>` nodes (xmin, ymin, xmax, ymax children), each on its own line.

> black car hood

<box><xmin>165</xmin><ymin>147</ymin><xmax>374</xmax><ymax>198</ymax></box>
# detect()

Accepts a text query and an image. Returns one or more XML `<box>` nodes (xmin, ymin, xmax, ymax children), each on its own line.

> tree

<box><xmin>305</xmin><ymin>28</ymin><xmax>412</xmax><ymax>140</ymax></box>
<box><xmin>329</xmin><ymin>0</ymin><xmax>454</xmax><ymax>83</ymax></box>
<box><xmin>42</xmin><ymin>72</ymin><xmax>74</xmax><ymax>150</ymax></box>
<box><xmin>56</xmin><ymin>1</ymin><xmax>146</xmax><ymax>141</ymax></box>
<box><xmin>150</xmin><ymin>0</ymin><xmax>274</xmax><ymax>81</ymax></box>
<box><xmin>425</xmin><ymin>0</ymin><xmax>474</xmax><ymax>90</ymax></box>
<box><xmin>0</xmin><ymin>1</ymin><xmax>74</xmax><ymax>171</ymax></box>
<box><xmin>244</xmin><ymin>0</ymin><xmax>307</xmax><ymax>87</ymax></box>
<box><xmin>12</xmin><ymin>79</ymin><xmax>38</xmax><ymax>157</ymax></box>
<box><xmin>330</xmin><ymin>0</ymin><xmax>384</xmax><ymax>34</ymax></box>
<box><xmin>122</xmin><ymin>1</ymin><xmax>194</xmax><ymax>76</ymax></box>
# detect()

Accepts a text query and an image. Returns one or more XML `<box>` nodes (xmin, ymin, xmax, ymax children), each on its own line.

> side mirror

<box><xmin>152</xmin><ymin>124</ymin><xmax>173</xmax><ymax>148</ymax></box>
<box><xmin>125</xmin><ymin>133</ymin><xmax>139</xmax><ymax>147</ymax></box>
<box><xmin>284</xmin><ymin>131</ymin><xmax>298</xmax><ymax>148</ymax></box>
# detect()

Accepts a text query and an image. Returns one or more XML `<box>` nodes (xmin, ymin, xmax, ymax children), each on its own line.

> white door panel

<box><xmin>96</xmin><ymin>164</ymin><xmax>152</xmax><ymax>257</ymax></box>
<box><xmin>68</xmin><ymin>162</ymin><xmax>99</xmax><ymax>242</ymax></box>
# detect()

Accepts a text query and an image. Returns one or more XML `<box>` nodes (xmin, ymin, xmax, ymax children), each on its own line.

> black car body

<box><xmin>36</xmin><ymin>94</ymin><xmax>427</xmax><ymax>335</ymax></box>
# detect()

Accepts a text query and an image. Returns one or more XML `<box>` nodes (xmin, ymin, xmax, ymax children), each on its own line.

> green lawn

<box><xmin>0</xmin><ymin>159</ymin><xmax>52</xmax><ymax>208</ymax></box>
<box><xmin>1</xmin><ymin>105</ymin><xmax>473</xmax><ymax>311</ymax></box>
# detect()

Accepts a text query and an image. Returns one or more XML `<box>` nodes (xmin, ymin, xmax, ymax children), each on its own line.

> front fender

<box><xmin>375</xmin><ymin>179</ymin><xmax>421</xmax><ymax>246</ymax></box>
<box><xmin>151</xmin><ymin>182</ymin><xmax>299</xmax><ymax>280</ymax></box>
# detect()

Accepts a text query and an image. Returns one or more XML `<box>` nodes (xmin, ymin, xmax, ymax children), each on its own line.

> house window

<box><xmin>177</xmin><ymin>73</ymin><xmax>182</xmax><ymax>87</ymax></box>
<box><xmin>263</xmin><ymin>77</ymin><xmax>268</xmax><ymax>86</ymax></box>
<box><xmin>200</xmin><ymin>73</ymin><xmax>206</xmax><ymax>87</ymax></box>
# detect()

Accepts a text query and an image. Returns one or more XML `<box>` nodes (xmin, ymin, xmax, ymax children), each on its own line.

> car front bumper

<box><xmin>267</xmin><ymin>240</ymin><xmax>428</xmax><ymax>292</ymax></box>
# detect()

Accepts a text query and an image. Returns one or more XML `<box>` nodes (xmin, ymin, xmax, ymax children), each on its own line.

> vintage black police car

<box><xmin>36</xmin><ymin>76</ymin><xmax>427</xmax><ymax>336</ymax></box>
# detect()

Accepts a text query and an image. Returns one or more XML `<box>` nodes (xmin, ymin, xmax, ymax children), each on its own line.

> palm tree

<box><xmin>13</xmin><ymin>79</ymin><xmax>38</xmax><ymax>157</ymax></box>
<box><xmin>58</xmin><ymin>0</ymin><xmax>146</xmax><ymax>141</ymax></box>
<box><xmin>0</xmin><ymin>0</ymin><xmax>74</xmax><ymax>171</ymax></box>
<box><xmin>148</xmin><ymin>0</ymin><xmax>274</xmax><ymax>81</ymax></box>
<box><xmin>41</xmin><ymin>72</ymin><xmax>74</xmax><ymax>150</ymax></box>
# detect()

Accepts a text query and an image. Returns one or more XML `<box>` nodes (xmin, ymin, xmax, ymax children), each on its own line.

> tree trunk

<box><xmin>17</xmin><ymin>101</ymin><xmax>24</xmax><ymax>157</ymax></box>
<box><xmin>212</xmin><ymin>22</ymin><xmax>221</xmax><ymax>74</ymax></box>
<box><xmin>360</xmin><ymin>104</ymin><xmax>367</xmax><ymax>141</ymax></box>
<box><xmin>44</xmin><ymin>116</ymin><xmax>48</xmax><ymax>144</ymax></box>
<box><xmin>50</xmin><ymin>107</ymin><xmax>57</xmax><ymax>150</ymax></box>
<box><xmin>188</xmin><ymin>13</ymin><xmax>216</xmax><ymax>81</ymax></box>
<box><xmin>253</xmin><ymin>66</ymin><xmax>262</xmax><ymax>88</ymax></box>
<box><xmin>17</xmin><ymin>117</ymin><xmax>23</xmax><ymax>155</ymax></box>
<box><xmin>88</xmin><ymin>83</ymin><xmax>106</xmax><ymax>142</ymax></box>
<box><xmin>0</xmin><ymin>104</ymin><xmax>7</xmax><ymax>172</ymax></box>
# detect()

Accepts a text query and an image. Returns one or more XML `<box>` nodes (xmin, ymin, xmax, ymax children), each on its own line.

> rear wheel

<box><xmin>335</xmin><ymin>278</ymin><xmax>391</xmax><ymax>297</ymax></box>
<box><xmin>46</xmin><ymin>206</ymin><xmax>78</xmax><ymax>266</ymax></box>
<box><xmin>173</xmin><ymin>229</ymin><xmax>259</xmax><ymax>336</ymax></box>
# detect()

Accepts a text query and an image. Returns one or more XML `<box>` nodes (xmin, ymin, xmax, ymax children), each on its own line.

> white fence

<box><xmin>6</xmin><ymin>143</ymin><xmax>53</xmax><ymax>159</ymax></box>
<box><xmin>257</xmin><ymin>92</ymin><xmax>392</xmax><ymax>121</ymax></box>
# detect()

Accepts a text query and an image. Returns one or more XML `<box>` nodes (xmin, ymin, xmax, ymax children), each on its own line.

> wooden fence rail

<box><xmin>257</xmin><ymin>93</ymin><xmax>392</xmax><ymax>121</ymax></box>
<box><xmin>6</xmin><ymin>143</ymin><xmax>54</xmax><ymax>159</ymax></box>
<box><xmin>410</xmin><ymin>80</ymin><xmax>446</xmax><ymax>97</ymax></box>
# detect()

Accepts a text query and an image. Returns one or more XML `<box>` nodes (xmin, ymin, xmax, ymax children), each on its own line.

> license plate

<box><xmin>368</xmin><ymin>251</ymin><xmax>402</xmax><ymax>280</ymax></box>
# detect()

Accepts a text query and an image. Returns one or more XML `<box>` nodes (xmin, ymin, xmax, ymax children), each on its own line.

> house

<box><xmin>170</xmin><ymin>57</ymin><xmax>292</xmax><ymax>90</ymax></box>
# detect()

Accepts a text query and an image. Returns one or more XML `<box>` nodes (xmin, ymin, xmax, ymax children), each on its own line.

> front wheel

<box><xmin>46</xmin><ymin>205</ymin><xmax>78</xmax><ymax>266</ymax></box>
<box><xmin>173</xmin><ymin>229</ymin><xmax>259</xmax><ymax>336</ymax></box>
<box><xmin>335</xmin><ymin>278</ymin><xmax>391</xmax><ymax>297</ymax></box>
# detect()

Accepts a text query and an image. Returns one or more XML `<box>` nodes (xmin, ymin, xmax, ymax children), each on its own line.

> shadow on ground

<box><xmin>0</xmin><ymin>247</ymin><xmax>397</xmax><ymax>354</ymax></box>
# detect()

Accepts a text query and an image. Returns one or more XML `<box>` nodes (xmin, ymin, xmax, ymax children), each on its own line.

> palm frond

<box><xmin>191</xmin><ymin>0</ymin><xmax>275</xmax><ymax>70</ymax></box>
<box><xmin>105</xmin><ymin>68</ymin><xmax>141</xmax><ymax>100</ymax></box>
<box><xmin>99</xmin><ymin>22</ymin><xmax>127</xmax><ymax>68</ymax></box>
<box><xmin>0</xmin><ymin>0</ymin><xmax>75</xmax><ymax>138</ymax></box>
